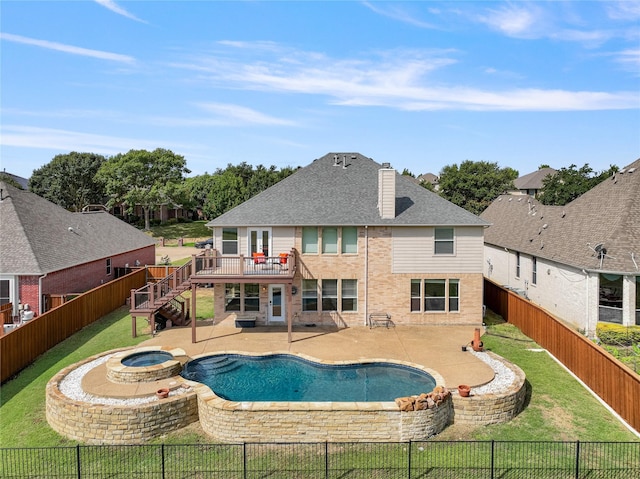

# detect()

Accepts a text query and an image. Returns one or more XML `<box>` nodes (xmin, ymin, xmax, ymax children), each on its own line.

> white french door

<box><xmin>268</xmin><ymin>284</ymin><xmax>285</xmax><ymax>323</ymax></box>
<box><xmin>248</xmin><ymin>228</ymin><xmax>271</xmax><ymax>257</ymax></box>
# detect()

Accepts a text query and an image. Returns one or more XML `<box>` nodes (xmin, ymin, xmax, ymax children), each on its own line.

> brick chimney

<box><xmin>378</xmin><ymin>163</ymin><xmax>396</xmax><ymax>219</ymax></box>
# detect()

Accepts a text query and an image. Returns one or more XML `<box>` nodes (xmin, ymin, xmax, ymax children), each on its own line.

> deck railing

<box><xmin>193</xmin><ymin>251</ymin><xmax>295</xmax><ymax>278</ymax></box>
<box><xmin>130</xmin><ymin>261</ymin><xmax>193</xmax><ymax>312</ymax></box>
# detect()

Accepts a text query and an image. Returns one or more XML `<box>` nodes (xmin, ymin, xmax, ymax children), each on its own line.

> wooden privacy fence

<box><xmin>0</xmin><ymin>269</ymin><xmax>147</xmax><ymax>383</ymax></box>
<box><xmin>0</xmin><ymin>303</ymin><xmax>12</xmax><ymax>324</ymax></box>
<box><xmin>484</xmin><ymin>278</ymin><xmax>640</xmax><ymax>433</ymax></box>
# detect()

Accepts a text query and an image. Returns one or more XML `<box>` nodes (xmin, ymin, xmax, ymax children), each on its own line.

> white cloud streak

<box><xmin>0</xmin><ymin>33</ymin><xmax>135</xmax><ymax>64</ymax></box>
<box><xmin>171</xmin><ymin>43</ymin><xmax>637</xmax><ymax>112</ymax></box>
<box><xmin>94</xmin><ymin>0</ymin><xmax>147</xmax><ymax>23</ymax></box>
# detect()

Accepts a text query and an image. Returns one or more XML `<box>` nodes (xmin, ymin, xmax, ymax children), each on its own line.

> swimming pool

<box><xmin>181</xmin><ymin>353</ymin><xmax>436</xmax><ymax>402</ymax></box>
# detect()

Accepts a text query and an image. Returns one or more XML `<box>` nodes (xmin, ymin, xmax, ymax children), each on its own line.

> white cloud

<box><xmin>196</xmin><ymin>103</ymin><xmax>296</xmax><ymax>126</ymax></box>
<box><xmin>475</xmin><ymin>3</ymin><xmax>542</xmax><ymax>38</ymax></box>
<box><xmin>94</xmin><ymin>0</ymin><xmax>147</xmax><ymax>23</ymax></box>
<box><xmin>606</xmin><ymin>1</ymin><xmax>640</xmax><ymax>21</ymax></box>
<box><xmin>362</xmin><ymin>1</ymin><xmax>438</xmax><ymax>29</ymax></box>
<box><xmin>170</xmin><ymin>43</ymin><xmax>637</xmax><ymax>112</ymax></box>
<box><xmin>0</xmin><ymin>33</ymin><xmax>135</xmax><ymax>64</ymax></box>
<box><xmin>0</xmin><ymin>125</ymin><xmax>181</xmax><ymax>155</ymax></box>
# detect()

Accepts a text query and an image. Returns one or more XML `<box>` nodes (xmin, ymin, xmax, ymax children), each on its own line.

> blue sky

<box><xmin>1</xmin><ymin>1</ymin><xmax>639</xmax><ymax>180</ymax></box>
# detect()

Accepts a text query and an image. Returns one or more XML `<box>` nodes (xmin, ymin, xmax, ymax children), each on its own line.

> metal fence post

<box><xmin>574</xmin><ymin>440</ymin><xmax>580</xmax><ymax>479</ymax></box>
<box><xmin>490</xmin><ymin>440</ymin><xmax>495</xmax><ymax>479</ymax></box>
<box><xmin>76</xmin><ymin>445</ymin><xmax>81</xmax><ymax>479</ymax></box>
<box><xmin>161</xmin><ymin>444</ymin><xmax>165</xmax><ymax>479</ymax></box>
<box><xmin>243</xmin><ymin>442</ymin><xmax>247</xmax><ymax>479</ymax></box>
<box><xmin>325</xmin><ymin>442</ymin><xmax>329</xmax><ymax>479</ymax></box>
<box><xmin>407</xmin><ymin>440</ymin><xmax>412</xmax><ymax>479</ymax></box>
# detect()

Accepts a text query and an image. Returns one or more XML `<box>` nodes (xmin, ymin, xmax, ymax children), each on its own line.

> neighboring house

<box><xmin>481</xmin><ymin>158</ymin><xmax>640</xmax><ymax>336</ymax></box>
<box><xmin>511</xmin><ymin>167</ymin><xmax>556</xmax><ymax>197</ymax></box>
<box><xmin>417</xmin><ymin>173</ymin><xmax>440</xmax><ymax>190</ymax></box>
<box><xmin>203</xmin><ymin>152</ymin><xmax>488</xmax><ymax>328</ymax></box>
<box><xmin>0</xmin><ymin>181</ymin><xmax>156</xmax><ymax>317</ymax></box>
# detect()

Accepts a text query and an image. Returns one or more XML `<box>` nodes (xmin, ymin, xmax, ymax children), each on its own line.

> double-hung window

<box><xmin>302</xmin><ymin>227</ymin><xmax>318</xmax><ymax>254</ymax></box>
<box><xmin>302</xmin><ymin>279</ymin><xmax>318</xmax><ymax>311</ymax></box>
<box><xmin>106</xmin><ymin>258</ymin><xmax>112</xmax><ymax>275</ymax></box>
<box><xmin>341</xmin><ymin>279</ymin><xmax>358</xmax><ymax>312</ymax></box>
<box><xmin>244</xmin><ymin>284</ymin><xmax>259</xmax><ymax>312</ymax></box>
<box><xmin>322</xmin><ymin>279</ymin><xmax>338</xmax><ymax>311</ymax></box>
<box><xmin>222</xmin><ymin>228</ymin><xmax>238</xmax><ymax>255</ymax></box>
<box><xmin>224</xmin><ymin>283</ymin><xmax>241</xmax><ymax>312</ymax></box>
<box><xmin>424</xmin><ymin>280</ymin><xmax>446</xmax><ymax>311</ymax></box>
<box><xmin>449</xmin><ymin>279</ymin><xmax>460</xmax><ymax>312</ymax></box>
<box><xmin>322</xmin><ymin>227</ymin><xmax>338</xmax><ymax>254</ymax></box>
<box><xmin>516</xmin><ymin>252</ymin><xmax>521</xmax><ymax>278</ymax></box>
<box><xmin>532</xmin><ymin>257</ymin><xmax>537</xmax><ymax>285</ymax></box>
<box><xmin>434</xmin><ymin>228</ymin><xmax>454</xmax><ymax>254</ymax></box>
<box><xmin>410</xmin><ymin>280</ymin><xmax>422</xmax><ymax>312</ymax></box>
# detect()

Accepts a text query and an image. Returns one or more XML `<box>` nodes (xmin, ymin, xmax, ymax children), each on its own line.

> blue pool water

<box><xmin>122</xmin><ymin>351</ymin><xmax>173</xmax><ymax>367</ymax></box>
<box><xmin>181</xmin><ymin>354</ymin><xmax>436</xmax><ymax>402</ymax></box>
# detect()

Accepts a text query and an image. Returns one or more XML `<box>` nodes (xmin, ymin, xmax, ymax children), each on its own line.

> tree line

<box><xmin>10</xmin><ymin>150</ymin><xmax>618</xmax><ymax>228</ymax></box>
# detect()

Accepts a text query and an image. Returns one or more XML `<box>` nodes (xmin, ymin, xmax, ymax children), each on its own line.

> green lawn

<box><xmin>147</xmin><ymin>220</ymin><xmax>211</xmax><ymax>242</ymax></box>
<box><xmin>1</xmin><ymin>308</ymin><xmax>637</xmax><ymax>447</ymax></box>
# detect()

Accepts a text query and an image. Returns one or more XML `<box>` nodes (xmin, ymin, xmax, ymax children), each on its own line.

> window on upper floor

<box><xmin>302</xmin><ymin>227</ymin><xmax>318</xmax><ymax>254</ymax></box>
<box><xmin>322</xmin><ymin>227</ymin><xmax>338</xmax><ymax>254</ymax></box>
<box><xmin>222</xmin><ymin>228</ymin><xmax>238</xmax><ymax>255</ymax></box>
<box><xmin>106</xmin><ymin>258</ymin><xmax>112</xmax><ymax>275</ymax></box>
<box><xmin>341</xmin><ymin>227</ymin><xmax>358</xmax><ymax>254</ymax></box>
<box><xmin>434</xmin><ymin>228</ymin><xmax>454</xmax><ymax>255</ymax></box>
<box><xmin>0</xmin><ymin>280</ymin><xmax>10</xmax><ymax>306</ymax></box>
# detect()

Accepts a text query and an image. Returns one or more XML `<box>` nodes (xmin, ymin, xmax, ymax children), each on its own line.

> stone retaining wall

<box><xmin>452</xmin><ymin>352</ymin><xmax>527</xmax><ymax>425</ymax></box>
<box><xmin>196</xmin><ymin>384</ymin><xmax>453</xmax><ymax>442</ymax></box>
<box><xmin>46</xmin><ymin>353</ymin><xmax>199</xmax><ymax>444</ymax></box>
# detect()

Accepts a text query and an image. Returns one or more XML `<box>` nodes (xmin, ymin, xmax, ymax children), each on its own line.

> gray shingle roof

<box><xmin>0</xmin><ymin>181</ymin><xmax>156</xmax><ymax>275</ymax></box>
<box><xmin>513</xmin><ymin>167</ymin><xmax>556</xmax><ymax>191</ymax></box>
<box><xmin>481</xmin><ymin>158</ymin><xmax>640</xmax><ymax>273</ymax></box>
<box><xmin>207</xmin><ymin>153</ymin><xmax>488</xmax><ymax>227</ymax></box>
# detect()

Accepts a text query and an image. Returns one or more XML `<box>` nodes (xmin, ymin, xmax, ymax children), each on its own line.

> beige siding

<box><xmin>272</xmin><ymin>227</ymin><xmax>296</xmax><ymax>254</ymax></box>
<box><xmin>392</xmin><ymin>226</ymin><xmax>484</xmax><ymax>273</ymax></box>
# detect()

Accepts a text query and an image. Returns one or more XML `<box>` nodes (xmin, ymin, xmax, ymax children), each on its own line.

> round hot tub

<box><xmin>106</xmin><ymin>347</ymin><xmax>185</xmax><ymax>383</ymax></box>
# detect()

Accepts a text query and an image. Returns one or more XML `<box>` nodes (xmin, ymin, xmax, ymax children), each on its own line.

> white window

<box><xmin>322</xmin><ymin>279</ymin><xmax>338</xmax><ymax>311</ymax></box>
<box><xmin>302</xmin><ymin>279</ymin><xmax>318</xmax><ymax>311</ymax></box>
<box><xmin>224</xmin><ymin>283</ymin><xmax>240</xmax><ymax>312</ymax></box>
<box><xmin>341</xmin><ymin>227</ymin><xmax>358</xmax><ymax>254</ymax></box>
<box><xmin>434</xmin><ymin>228</ymin><xmax>454</xmax><ymax>255</ymax></box>
<box><xmin>302</xmin><ymin>227</ymin><xmax>318</xmax><ymax>254</ymax></box>
<box><xmin>516</xmin><ymin>252</ymin><xmax>521</xmax><ymax>278</ymax></box>
<box><xmin>411</xmin><ymin>279</ymin><xmax>460</xmax><ymax>313</ymax></box>
<box><xmin>222</xmin><ymin>228</ymin><xmax>238</xmax><ymax>255</ymax></box>
<box><xmin>244</xmin><ymin>284</ymin><xmax>259</xmax><ymax>312</ymax></box>
<box><xmin>532</xmin><ymin>257</ymin><xmax>537</xmax><ymax>285</ymax></box>
<box><xmin>322</xmin><ymin>227</ymin><xmax>338</xmax><ymax>254</ymax></box>
<box><xmin>0</xmin><ymin>279</ymin><xmax>10</xmax><ymax>306</ymax></box>
<box><xmin>341</xmin><ymin>279</ymin><xmax>358</xmax><ymax>312</ymax></box>
<box><xmin>106</xmin><ymin>258</ymin><xmax>112</xmax><ymax>275</ymax></box>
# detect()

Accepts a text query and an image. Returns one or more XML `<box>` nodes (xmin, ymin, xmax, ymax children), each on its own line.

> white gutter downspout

<box><xmin>38</xmin><ymin>273</ymin><xmax>48</xmax><ymax>315</ymax></box>
<box><xmin>364</xmin><ymin>225</ymin><xmax>369</xmax><ymax>327</ymax></box>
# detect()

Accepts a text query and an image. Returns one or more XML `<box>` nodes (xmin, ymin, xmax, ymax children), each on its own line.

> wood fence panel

<box><xmin>484</xmin><ymin>278</ymin><xmax>640</xmax><ymax>433</ymax></box>
<box><xmin>0</xmin><ymin>269</ymin><xmax>146</xmax><ymax>383</ymax></box>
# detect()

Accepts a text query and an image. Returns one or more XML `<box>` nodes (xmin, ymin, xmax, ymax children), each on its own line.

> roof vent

<box><xmin>628</xmin><ymin>167</ymin><xmax>636</xmax><ymax>173</ymax></box>
<box><xmin>333</xmin><ymin>154</ymin><xmax>340</xmax><ymax>166</ymax></box>
<box><xmin>381</xmin><ymin>162</ymin><xmax>391</xmax><ymax>169</ymax></box>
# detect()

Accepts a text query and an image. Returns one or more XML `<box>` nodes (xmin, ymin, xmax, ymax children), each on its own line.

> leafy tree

<box><xmin>96</xmin><ymin>148</ymin><xmax>190</xmax><ymax>230</ymax></box>
<box><xmin>438</xmin><ymin>160</ymin><xmax>518</xmax><ymax>215</ymax></box>
<box><xmin>0</xmin><ymin>173</ymin><xmax>23</xmax><ymax>189</ymax></box>
<box><xmin>401</xmin><ymin>168</ymin><xmax>415</xmax><ymax>177</ymax></box>
<box><xmin>28</xmin><ymin>152</ymin><xmax>106</xmax><ymax>211</ymax></box>
<box><xmin>538</xmin><ymin>163</ymin><xmax>617</xmax><ymax>206</ymax></box>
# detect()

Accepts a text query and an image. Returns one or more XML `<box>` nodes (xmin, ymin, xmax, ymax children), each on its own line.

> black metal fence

<box><xmin>1</xmin><ymin>441</ymin><xmax>639</xmax><ymax>478</ymax></box>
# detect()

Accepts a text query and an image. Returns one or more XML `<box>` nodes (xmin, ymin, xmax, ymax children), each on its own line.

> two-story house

<box><xmin>481</xmin><ymin>158</ymin><xmax>640</xmax><ymax>336</ymax></box>
<box><xmin>199</xmin><ymin>153</ymin><xmax>489</xmax><ymax>331</ymax></box>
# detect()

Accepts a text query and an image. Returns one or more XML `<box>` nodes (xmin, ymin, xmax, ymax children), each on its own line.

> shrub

<box><xmin>596</xmin><ymin>323</ymin><xmax>640</xmax><ymax>346</ymax></box>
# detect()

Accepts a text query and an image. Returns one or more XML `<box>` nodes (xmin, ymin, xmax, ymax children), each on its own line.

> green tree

<box><xmin>538</xmin><ymin>163</ymin><xmax>618</xmax><ymax>206</ymax></box>
<box><xmin>96</xmin><ymin>148</ymin><xmax>190</xmax><ymax>230</ymax></box>
<box><xmin>28</xmin><ymin>152</ymin><xmax>106</xmax><ymax>211</ymax></box>
<box><xmin>438</xmin><ymin>160</ymin><xmax>518</xmax><ymax>215</ymax></box>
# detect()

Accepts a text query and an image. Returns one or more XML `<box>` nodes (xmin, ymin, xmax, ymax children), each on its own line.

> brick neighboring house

<box><xmin>0</xmin><ymin>181</ymin><xmax>156</xmax><ymax>317</ymax></box>
<box><xmin>481</xmin><ymin>158</ymin><xmax>640</xmax><ymax>336</ymax></box>
<box><xmin>203</xmin><ymin>152</ymin><xmax>489</xmax><ymax>328</ymax></box>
